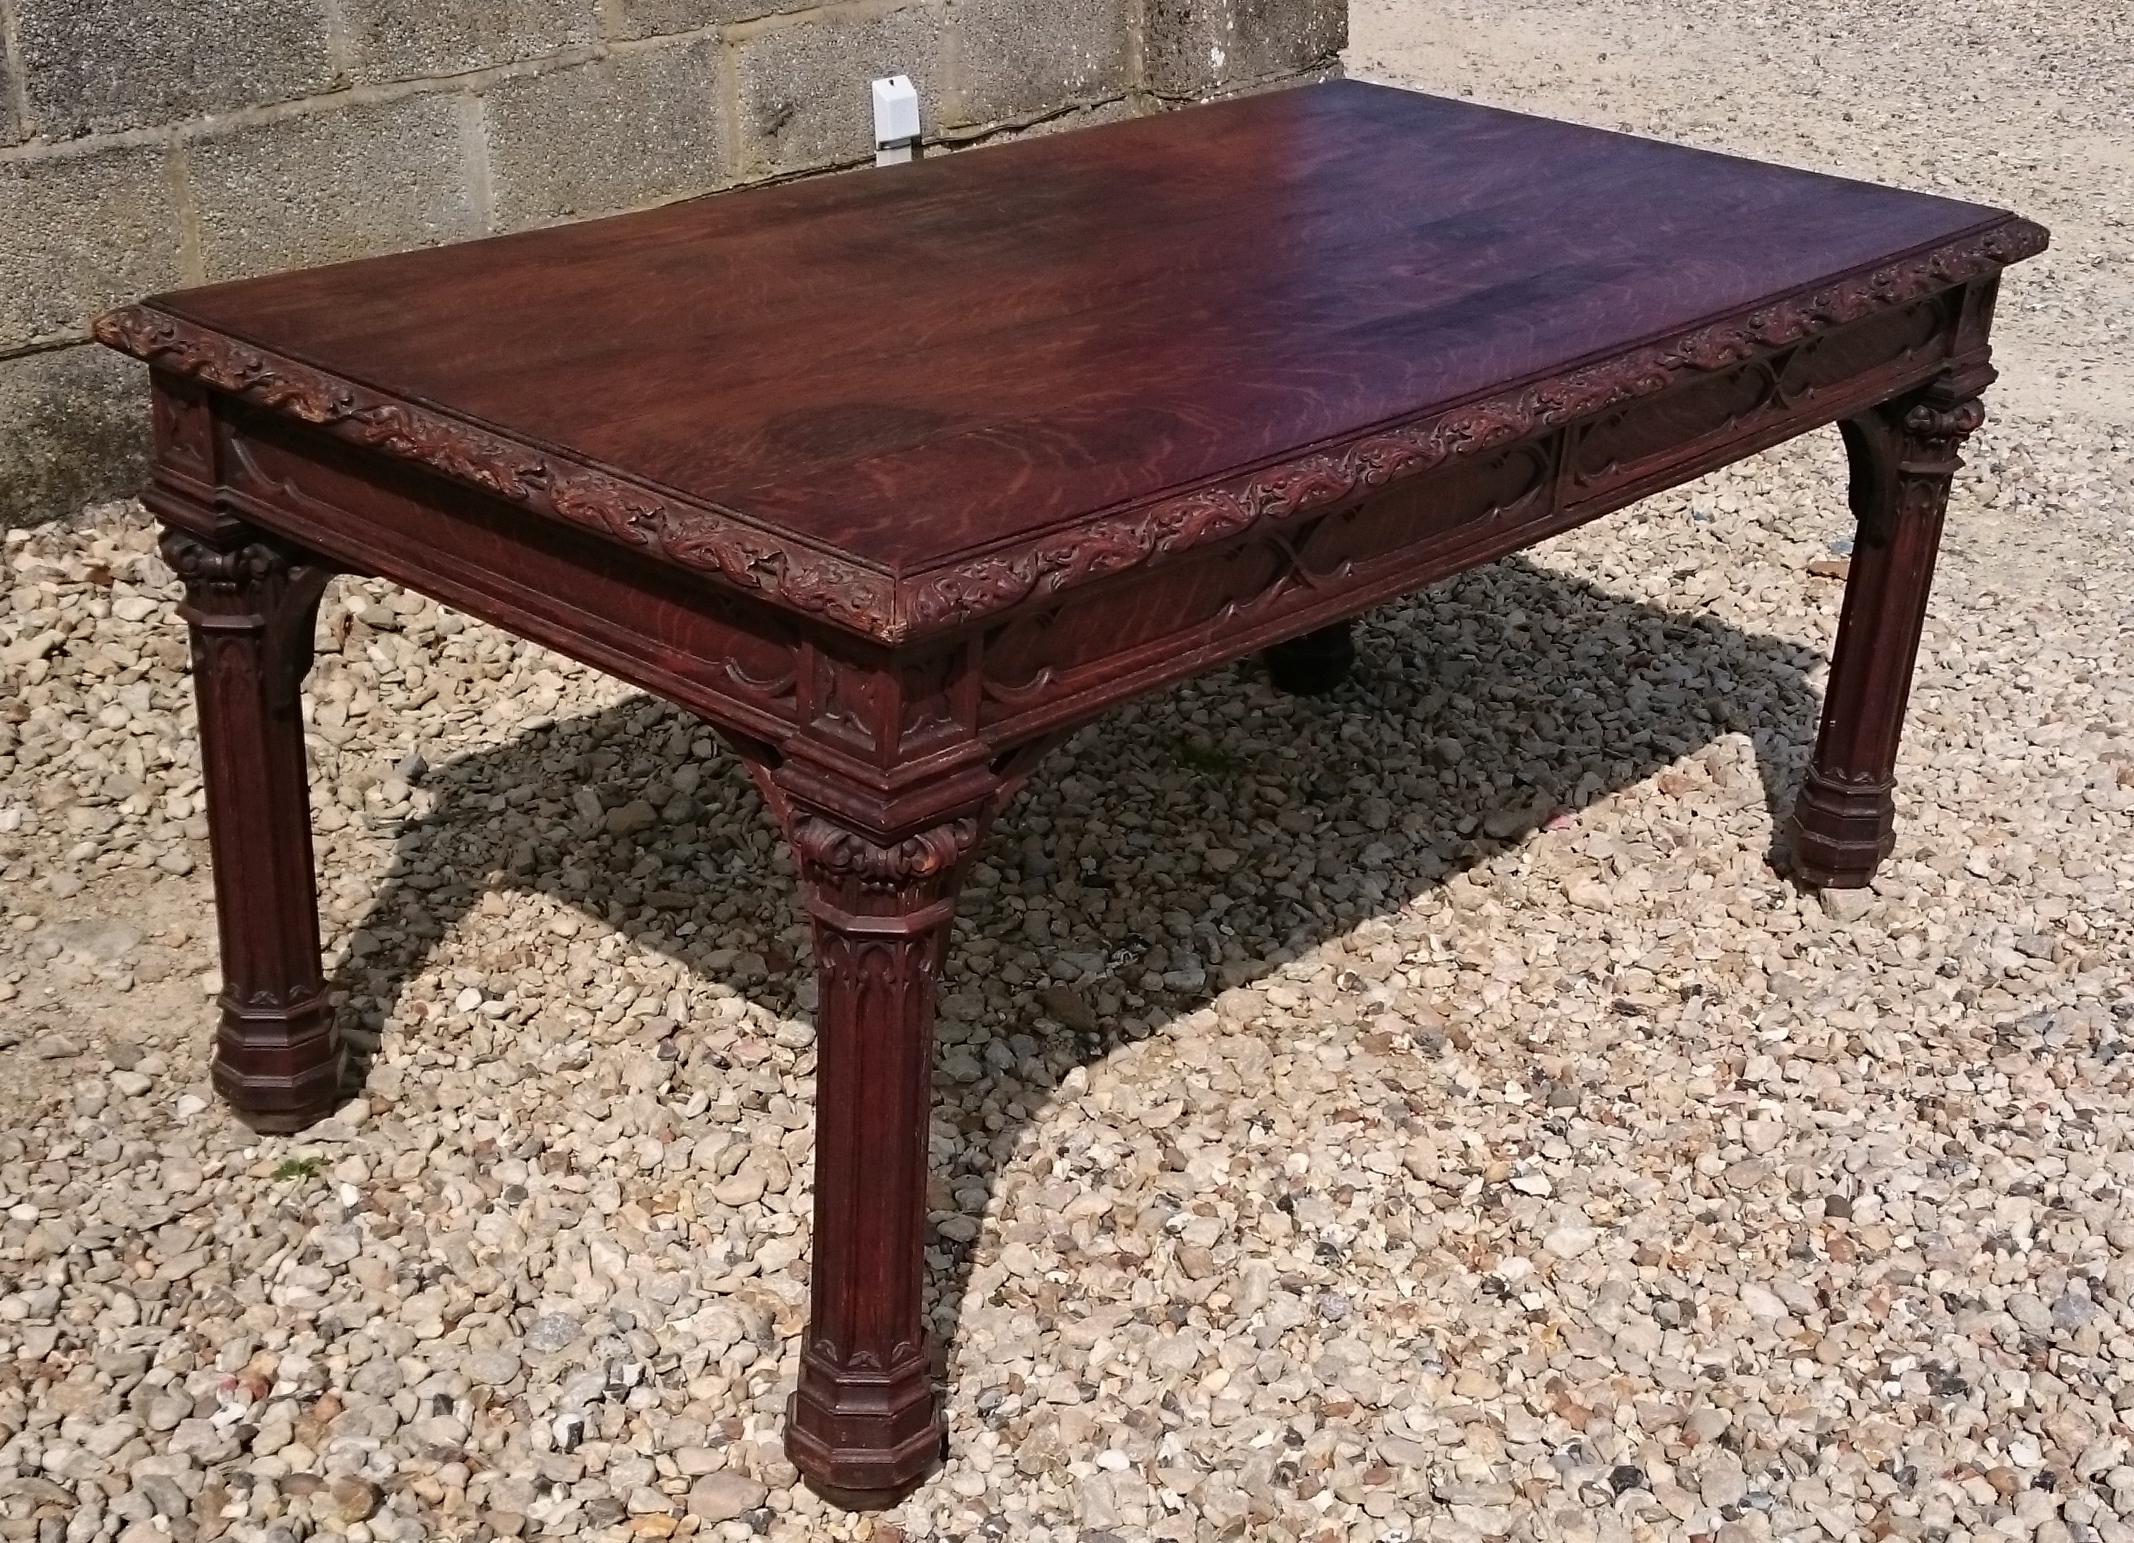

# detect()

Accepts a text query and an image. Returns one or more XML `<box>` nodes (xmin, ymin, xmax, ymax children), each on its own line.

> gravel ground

<box><xmin>5</xmin><ymin>4</ymin><xmax>2133</xmax><ymax>1541</ymax></box>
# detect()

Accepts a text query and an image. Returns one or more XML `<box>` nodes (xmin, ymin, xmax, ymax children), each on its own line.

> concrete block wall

<box><xmin>0</xmin><ymin>0</ymin><xmax>1345</xmax><ymax>527</ymax></box>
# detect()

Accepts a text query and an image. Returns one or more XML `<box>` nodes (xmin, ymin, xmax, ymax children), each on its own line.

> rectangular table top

<box><xmin>101</xmin><ymin>81</ymin><xmax>2043</xmax><ymax>642</ymax></box>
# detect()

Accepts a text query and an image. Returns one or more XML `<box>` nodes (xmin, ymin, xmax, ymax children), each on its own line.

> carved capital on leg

<box><xmin>787</xmin><ymin>810</ymin><xmax>983</xmax><ymax>914</ymax></box>
<box><xmin>162</xmin><ymin>524</ymin><xmax>340</xmax><ymax>1130</ymax></box>
<box><xmin>161</xmin><ymin>528</ymin><xmax>335</xmax><ymax>711</ymax></box>
<box><xmin>751</xmin><ymin>775</ymin><xmax>995</xmax><ymax>1508</ymax></box>
<box><xmin>1790</xmin><ymin>375</ymin><xmax>1985</xmax><ymax>889</ymax></box>
<box><xmin>1898</xmin><ymin>393</ymin><xmax>1988</xmax><ymax>464</ymax></box>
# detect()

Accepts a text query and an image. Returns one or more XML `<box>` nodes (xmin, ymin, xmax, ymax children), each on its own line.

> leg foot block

<box><xmin>802</xmin><ymin>1477</ymin><xmax>932</xmax><ymax>1512</ymax></box>
<box><xmin>1263</xmin><ymin>622</ymin><xmax>1356</xmax><ymax>696</ymax></box>
<box><xmin>1788</xmin><ymin>772</ymin><xmax>1895</xmax><ymax>889</ymax></box>
<box><xmin>785</xmin><ymin>1360</ymin><xmax>944</xmax><ymax>1511</ymax></box>
<box><xmin>212</xmin><ymin>993</ymin><xmax>340</xmax><ymax>1133</ymax></box>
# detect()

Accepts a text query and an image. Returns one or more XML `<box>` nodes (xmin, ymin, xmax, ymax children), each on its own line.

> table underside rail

<box><xmin>161</xmin><ymin>399</ymin><xmax>814</xmax><ymax>747</ymax></box>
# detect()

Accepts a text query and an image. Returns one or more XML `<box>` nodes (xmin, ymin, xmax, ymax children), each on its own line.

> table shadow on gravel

<box><xmin>324</xmin><ymin>553</ymin><xmax>1825</xmax><ymax>1374</ymax></box>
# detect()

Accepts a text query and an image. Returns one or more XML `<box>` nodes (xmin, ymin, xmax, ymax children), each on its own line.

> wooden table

<box><xmin>97</xmin><ymin>80</ymin><xmax>2045</xmax><ymax>1507</ymax></box>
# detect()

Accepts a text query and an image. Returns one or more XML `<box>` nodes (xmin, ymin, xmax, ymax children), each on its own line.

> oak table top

<box><xmin>97</xmin><ymin>79</ymin><xmax>2046</xmax><ymax>1511</ymax></box>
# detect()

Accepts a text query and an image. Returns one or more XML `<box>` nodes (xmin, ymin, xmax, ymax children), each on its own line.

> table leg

<box><xmin>1789</xmin><ymin>383</ymin><xmax>1985</xmax><ymax>888</ymax></box>
<box><xmin>773</xmin><ymin>803</ymin><xmax>984</xmax><ymax>1508</ymax></box>
<box><xmin>1263</xmin><ymin>619</ymin><xmax>1357</xmax><ymax>696</ymax></box>
<box><xmin>161</xmin><ymin>525</ymin><xmax>338</xmax><ymax>1131</ymax></box>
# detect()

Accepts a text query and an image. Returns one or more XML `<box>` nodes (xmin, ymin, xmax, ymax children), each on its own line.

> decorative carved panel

<box><xmin>219</xmin><ymin>410</ymin><xmax>808</xmax><ymax>736</ymax></box>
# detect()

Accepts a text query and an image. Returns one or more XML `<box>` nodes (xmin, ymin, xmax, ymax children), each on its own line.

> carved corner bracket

<box><xmin>1897</xmin><ymin>392</ymin><xmax>1988</xmax><ymax>472</ymax></box>
<box><xmin>786</xmin><ymin>814</ymin><xmax>983</xmax><ymax>896</ymax></box>
<box><xmin>1839</xmin><ymin>360</ymin><xmax>1992</xmax><ymax>542</ymax></box>
<box><xmin>159</xmin><ymin>527</ymin><xmax>336</xmax><ymax>712</ymax></box>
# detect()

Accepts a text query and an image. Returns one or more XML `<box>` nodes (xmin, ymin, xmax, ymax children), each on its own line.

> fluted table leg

<box><xmin>1790</xmin><ymin>380</ymin><xmax>1985</xmax><ymax>888</ymax></box>
<box><xmin>771</xmin><ymin>802</ymin><xmax>984</xmax><ymax>1508</ymax></box>
<box><xmin>163</xmin><ymin>524</ymin><xmax>338</xmax><ymax>1131</ymax></box>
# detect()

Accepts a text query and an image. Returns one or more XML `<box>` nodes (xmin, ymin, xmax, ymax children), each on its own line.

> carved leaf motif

<box><xmin>1902</xmin><ymin>395</ymin><xmax>1987</xmax><ymax>446</ymax></box>
<box><xmin>159</xmin><ymin>528</ymin><xmax>284</xmax><ymax>587</ymax></box>
<box><xmin>788</xmin><ymin>813</ymin><xmax>982</xmax><ymax>892</ymax></box>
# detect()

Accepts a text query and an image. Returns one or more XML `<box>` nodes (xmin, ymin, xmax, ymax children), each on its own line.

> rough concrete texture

<box><xmin>13</xmin><ymin>0</ymin><xmax>337</xmax><ymax>136</ymax></box>
<box><xmin>733</xmin><ymin>5</ymin><xmax>950</xmax><ymax>175</ymax></box>
<box><xmin>952</xmin><ymin>0</ymin><xmax>1132</xmax><ymax>124</ymax></box>
<box><xmin>0</xmin><ymin>144</ymin><xmax>181</xmax><ymax>353</ymax></box>
<box><xmin>190</xmin><ymin>94</ymin><xmax>483</xmax><ymax>283</ymax></box>
<box><xmin>0</xmin><ymin>345</ymin><xmax>145</xmax><ymax>528</ymax></box>
<box><xmin>342</xmin><ymin>0</ymin><xmax>603</xmax><ymax>84</ymax></box>
<box><xmin>1145</xmin><ymin>0</ymin><xmax>1346</xmax><ymax>98</ymax></box>
<box><xmin>487</xmin><ymin>39</ymin><xmax>726</xmax><ymax>229</ymax></box>
<box><xmin>949</xmin><ymin>93</ymin><xmax>1139</xmax><ymax>154</ymax></box>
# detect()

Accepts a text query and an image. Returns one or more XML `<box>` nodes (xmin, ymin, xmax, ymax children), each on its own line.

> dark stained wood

<box><xmin>159</xmin><ymin>523</ymin><xmax>339</xmax><ymax>1131</ymax></box>
<box><xmin>752</xmin><ymin>781</ymin><xmax>1000</xmax><ymax>1504</ymax></box>
<box><xmin>1790</xmin><ymin>294</ymin><xmax>1999</xmax><ymax>885</ymax></box>
<box><xmin>93</xmin><ymin>80</ymin><xmax>2048</xmax><ymax>1508</ymax></box>
<box><xmin>1263</xmin><ymin>620</ymin><xmax>1357</xmax><ymax>696</ymax></box>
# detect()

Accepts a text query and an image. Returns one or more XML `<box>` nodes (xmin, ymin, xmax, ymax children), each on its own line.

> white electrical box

<box><xmin>872</xmin><ymin>75</ymin><xmax>921</xmax><ymax>166</ymax></box>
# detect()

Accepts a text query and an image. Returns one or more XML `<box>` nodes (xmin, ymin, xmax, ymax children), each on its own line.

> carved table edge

<box><xmin>95</xmin><ymin>215</ymin><xmax>2046</xmax><ymax>648</ymax></box>
<box><xmin>896</xmin><ymin>218</ymin><xmax>2047</xmax><ymax>636</ymax></box>
<box><xmin>93</xmin><ymin>302</ymin><xmax>901</xmax><ymax>640</ymax></box>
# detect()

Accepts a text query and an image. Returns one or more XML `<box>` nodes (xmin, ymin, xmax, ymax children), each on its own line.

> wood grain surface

<box><xmin>128</xmin><ymin>81</ymin><xmax>2027</xmax><ymax>574</ymax></box>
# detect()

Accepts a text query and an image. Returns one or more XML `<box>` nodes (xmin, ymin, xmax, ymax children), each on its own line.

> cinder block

<box><xmin>486</xmin><ymin>42</ymin><xmax>725</xmax><ymax>229</ymax></box>
<box><xmin>341</xmin><ymin>0</ymin><xmax>600</xmax><ymax>85</ymax></box>
<box><xmin>15</xmin><ymin>0</ymin><xmax>335</xmax><ymax>136</ymax></box>
<box><xmin>733</xmin><ymin>6</ymin><xmax>949</xmax><ymax>176</ymax></box>
<box><xmin>0</xmin><ymin>144</ymin><xmax>184</xmax><ymax>352</ymax></box>
<box><xmin>0</xmin><ymin>345</ymin><xmax>148</xmax><ymax>530</ymax></box>
<box><xmin>951</xmin><ymin>0</ymin><xmax>1130</xmax><ymax>126</ymax></box>
<box><xmin>1144</xmin><ymin>0</ymin><xmax>1345</xmax><ymax>98</ymax></box>
<box><xmin>607</xmin><ymin>0</ymin><xmax>808</xmax><ymax>42</ymax></box>
<box><xmin>190</xmin><ymin>95</ymin><xmax>482</xmax><ymax>282</ymax></box>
